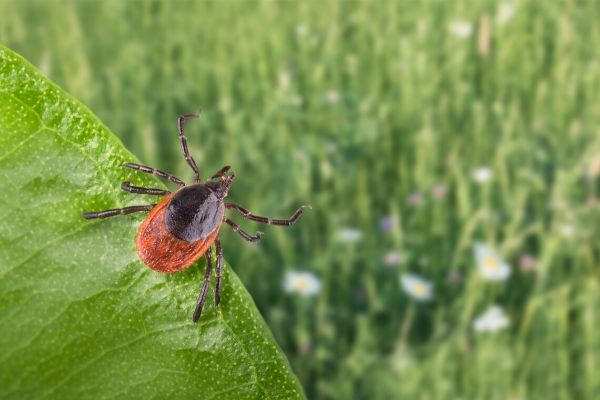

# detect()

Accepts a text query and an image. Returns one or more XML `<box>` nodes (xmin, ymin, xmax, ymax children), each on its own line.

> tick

<box><xmin>83</xmin><ymin>114</ymin><xmax>308</xmax><ymax>322</ymax></box>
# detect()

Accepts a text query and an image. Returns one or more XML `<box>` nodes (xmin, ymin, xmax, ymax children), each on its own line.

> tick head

<box><xmin>207</xmin><ymin>172</ymin><xmax>236</xmax><ymax>200</ymax></box>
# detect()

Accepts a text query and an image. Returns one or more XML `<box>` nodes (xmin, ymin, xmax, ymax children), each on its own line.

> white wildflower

<box><xmin>283</xmin><ymin>271</ymin><xmax>321</xmax><ymax>296</ymax></box>
<box><xmin>473</xmin><ymin>305</ymin><xmax>510</xmax><ymax>332</ymax></box>
<box><xmin>400</xmin><ymin>273</ymin><xmax>433</xmax><ymax>301</ymax></box>
<box><xmin>474</xmin><ymin>243</ymin><xmax>511</xmax><ymax>281</ymax></box>
<box><xmin>473</xmin><ymin>166</ymin><xmax>493</xmax><ymax>183</ymax></box>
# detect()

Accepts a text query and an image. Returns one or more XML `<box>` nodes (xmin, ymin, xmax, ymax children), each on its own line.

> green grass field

<box><xmin>1</xmin><ymin>1</ymin><xmax>599</xmax><ymax>398</ymax></box>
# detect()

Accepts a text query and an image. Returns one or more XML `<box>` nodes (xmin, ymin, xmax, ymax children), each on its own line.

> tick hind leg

<box><xmin>121</xmin><ymin>182</ymin><xmax>170</xmax><ymax>196</ymax></box>
<box><xmin>223</xmin><ymin>217</ymin><xmax>263</xmax><ymax>242</ymax></box>
<box><xmin>82</xmin><ymin>204</ymin><xmax>155</xmax><ymax>220</ymax></box>
<box><xmin>225</xmin><ymin>203</ymin><xmax>310</xmax><ymax>226</ymax></box>
<box><xmin>123</xmin><ymin>162</ymin><xmax>185</xmax><ymax>186</ymax></box>
<box><xmin>193</xmin><ymin>247</ymin><xmax>213</xmax><ymax>323</ymax></box>
<box><xmin>178</xmin><ymin>114</ymin><xmax>201</xmax><ymax>183</ymax></box>
<box><xmin>215</xmin><ymin>236</ymin><xmax>223</xmax><ymax>306</ymax></box>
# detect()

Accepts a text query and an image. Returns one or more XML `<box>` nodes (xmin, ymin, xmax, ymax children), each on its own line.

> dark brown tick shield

<box><xmin>83</xmin><ymin>113</ymin><xmax>308</xmax><ymax>322</ymax></box>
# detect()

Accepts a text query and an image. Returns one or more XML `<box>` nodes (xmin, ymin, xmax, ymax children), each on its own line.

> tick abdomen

<box><xmin>165</xmin><ymin>184</ymin><xmax>224</xmax><ymax>242</ymax></box>
<box><xmin>135</xmin><ymin>193</ymin><xmax>217</xmax><ymax>273</ymax></box>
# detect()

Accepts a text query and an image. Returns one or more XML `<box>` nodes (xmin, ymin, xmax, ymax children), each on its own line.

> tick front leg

<box><xmin>210</xmin><ymin>165</ymin><xmax>231</xmax><ymax>181</ymax></box>
<box><xmin>192</xmin><ymin>247</ymin><xmax>213</xmax><ymax>323</ymax></box>
<box><xmin>122</xmin><ymin>162</ymin><xmax>185</xmax><ymax>186</ymax></box>
<box><xmin>224</xmin><ymin>217</ymin><xmax>263</xmax><ymax>242</ymax></box>
<box><xmin>225</xmin><ymin>203</ymin><xmax>310</xmax><ymax>226</ymax></box>
<box><xmin>177</xmin><ymin>114</ymin><xmax>201</xmax><ymax>183</ymax></box>
<box><xmin>82</xmin><ymin>204</ymin><xmax>155</xmax><ymax>219</ymax></box>
<box><xmin>121</xmin><ymin>182</ymin><xmax>171</xmax><ymax>196</ymax></box>
<box><xmin>215</xmin><ymin>236</ymin><xmax>223</xmax><ymax>306</ymax></box>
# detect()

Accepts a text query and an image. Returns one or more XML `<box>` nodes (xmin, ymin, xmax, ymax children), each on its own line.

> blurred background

<box><xmin>1</xmin><ymin>1</ymin><xmax>599</xmax><ymax>398</ymax></box>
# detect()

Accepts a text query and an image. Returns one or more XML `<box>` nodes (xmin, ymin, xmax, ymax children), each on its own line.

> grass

<box><xmin>1</xmin><ymin>0</ymin><xmax>599</xmax><ymax>398</ymax></box>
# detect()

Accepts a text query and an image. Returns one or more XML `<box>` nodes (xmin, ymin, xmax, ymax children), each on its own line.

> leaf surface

<box><xmin>0</xmin><ymin>45</ymin><xmax>305</xmax><ymax>400</ymax></box>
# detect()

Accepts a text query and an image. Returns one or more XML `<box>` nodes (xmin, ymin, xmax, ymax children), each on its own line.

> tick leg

<box><xmin>193</xmin><ymin>247</ymin><xmax>213</xmax><ymax>323</ymax></box>
<box><xmin>215</xmin><ymin>236</ymin><xmax>223</xmax><ymax>306</ymax></box>
<box><xmin>178</xmin><ymin>114</ymin><xmax>201</xmax><ymax>183</ymax></box>
<box><xmin>121</xmin><ymin>182</ymin><xmax>171</xmax><ymax>196</ymax></box>
<box><xmin>225</xmin><ymin>203</ymin><xmax>310</xmax><ymax>226</ymax></box>
<box><xmin>82</xmin><ymin>204</ymin><xmax>155</xmax><ymax>220</ymax></box>
<box><xmin>224</xmin><ymin>217</ymin><xmax>263</xmax><ymax>242</ymax></box>
<box><xmin>210</xmin><ymin>165</ymin><xmax>231</xmax><ymax>181</ymax></box>
<box><xmin>123</xmin><ymin>162</ymin><xmax>185</xmax><ymax>186</ymax></box>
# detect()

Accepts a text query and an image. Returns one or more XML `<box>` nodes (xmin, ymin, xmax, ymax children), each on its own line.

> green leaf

<box><xmin>0</xmin><ymin>45</ymin><xmax>305</xmax><ymax>400</ymax></box>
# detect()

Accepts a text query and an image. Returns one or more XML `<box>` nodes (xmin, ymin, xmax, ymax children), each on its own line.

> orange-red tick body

<box><xmin>136</xmin><ymin>191</ymin><xmax>220</xmax><ymax>273</ymax></box>
<box><xmin>136</xmin><ymin>182</ymin><xmax>226</xmax><ymax>273</ymax></box>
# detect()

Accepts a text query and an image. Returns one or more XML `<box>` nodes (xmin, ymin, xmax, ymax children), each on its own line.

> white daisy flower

<box><xmin>496</xmin><ymin>3</ymin><xmax>517</xmax><ymax>25</ymax></box>
<box><xmin>400</xmin><ymin>273</ymin><xmax>433</xmax><ymax>301</ymax></box>
<box><xmin>448</xmin><ymin>20</ymin><xmax>473</xmax><ymax>39</ymax></box>
<box><xmin>338</xmin><ymin>227</ymin><xmax>362</xmax><ymax>243</ymax></box>
<box><xmin>473</xmin><ymin>305</ymin><xmax>510</xmax><ymax>332</ymax></box>
<box><xmin>283</xmin><ymin>271</ymin><xmax>321</xmax><ymax>296</ymax></box>
<box><xmin>474</xmin><ymin>243</ymin><xmax>511</xmax><ymax>281</ymax></box>
<box><xmin>473</xmin><ymin>166</ymin><xmax>493</xmax><ymax>183</ymax></box>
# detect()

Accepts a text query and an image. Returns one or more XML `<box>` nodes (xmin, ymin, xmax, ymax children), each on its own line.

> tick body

<box><xmin>136</xmin><ymin>184</ymin><xmax>223</xmax><ymax>273</ymax></box>
<box><xmin>83</xmin><ymin>113</ymin><xmax>308</xmax><ymax>322</ymax></box>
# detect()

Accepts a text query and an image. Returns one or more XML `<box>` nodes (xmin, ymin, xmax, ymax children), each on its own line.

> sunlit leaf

<box><xmin>0</xmin><ymin>45</ymin><xmax>305</xmax><ymax>400</ymax></box>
